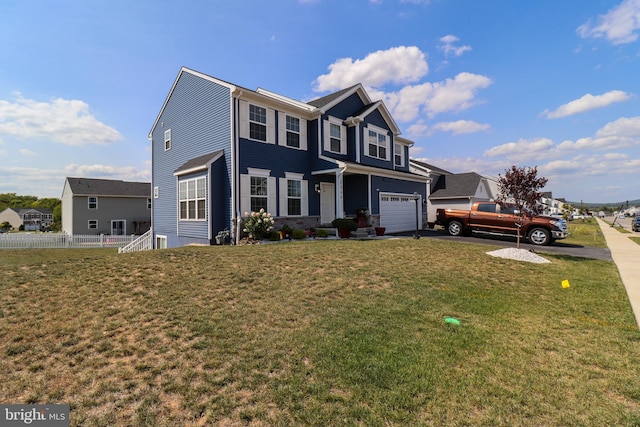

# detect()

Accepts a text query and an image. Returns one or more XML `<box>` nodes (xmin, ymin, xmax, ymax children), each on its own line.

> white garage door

<box><xmin>379</xmin><ymin>193</ymin><xmax>421</xmax><ymax>233</ymax></box>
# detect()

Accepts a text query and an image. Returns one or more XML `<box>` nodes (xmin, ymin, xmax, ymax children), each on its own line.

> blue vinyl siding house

<box><xmin>150</xmin><ymin>67</ymin><xmax>430</xmax><ymax>248</ymax></box>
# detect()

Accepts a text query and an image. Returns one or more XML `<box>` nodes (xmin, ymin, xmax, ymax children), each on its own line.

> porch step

<box><xmin>352</xmin><ymin>228</ymin><xmax>371</xmax><ymax>238</ymax></box>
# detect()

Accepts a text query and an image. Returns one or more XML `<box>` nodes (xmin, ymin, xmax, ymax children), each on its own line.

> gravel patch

<box><xmin>487</xmin><ymin>247</ymin><xmax>551</xmax><ymax>263</ymax></box>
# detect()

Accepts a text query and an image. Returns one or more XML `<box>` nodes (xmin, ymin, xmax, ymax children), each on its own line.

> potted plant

<box><xmin>332</xmin><ymin>218</ymin><xmax>357</xmax><ymax>238</ymax></box>
<box><xmin>356</xmin><ymin>207</ymin><xmax>369</xmax><ymax>228</ymax></box>
<box><xmin>375</xmin><ymin>226</ymin><xmax>386</xmax><ymax>236</ymax></box>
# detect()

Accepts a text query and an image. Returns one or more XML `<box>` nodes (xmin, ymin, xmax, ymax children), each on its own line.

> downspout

<box><xmin>233</xmin><ymin>90</ymin><xmax>243</xmax><ymax>245</ymax></box>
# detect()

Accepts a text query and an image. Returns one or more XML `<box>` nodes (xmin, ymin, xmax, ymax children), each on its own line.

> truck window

<box><xmin>477</xmin><ymin>203</ymin><xmax>497</xmax><ymax>213</ymax></box>
<box><xmin>500</xmin><ymin>205</ymin><xmax>518</xmax><ymax>215</ymax></box>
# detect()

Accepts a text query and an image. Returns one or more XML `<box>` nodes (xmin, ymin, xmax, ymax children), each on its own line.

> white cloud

<box><xmin>558</xmin><ymin>116</ymin><xmax>640</xmax><ymax>151</ymax></box>
<box><xmin>484</xmin><ymin>137</ymin><xmax>556</xmax><ymax>162</ymax></box>
<box><xmin>438</xmin><ymin>35</ymin><xmax>472</xmax><ymax>57</ymax></box>
<box><xmin>0</xmin><ymin>94</ymin><xmax>122</xmax><ymax>146</ymax></box>
<box><xmin>19</xmin><ymin>149</ymin><xmax>38</xmax><ymax>157</ymax></box>
<box><xmin>432</xmin><ymin>120</ymin><xmax>490</xmax><ymax>135</ymax></box>
<box><xmin>542</xmin><ymin>90</ymin><xmax>632</xmax><ymax>119</ymax></box>
<box><xmin>313</xmin><ymin>46</ymin><xmax>428</xmax><ymax>92</ymax></box>
<box><xmin>384</xmin><ymin>72</ymin><xmax>492</xmax><ymax>121</ymax></box>
<box><xmin>64</xmin><ymin>163</ymin><xmax>151</xmax><ymax>181</ymax></box>
<box><xmin>577</xmin><ymin>0</ymin><xmax>640</xmax><ymax>45</ymax></box>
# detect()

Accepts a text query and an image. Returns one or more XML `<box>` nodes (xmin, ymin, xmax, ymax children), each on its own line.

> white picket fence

<box><xmin>0</xmin><ymin>233</ymin><xmax>137</xmax><ymax>249</ymax></box>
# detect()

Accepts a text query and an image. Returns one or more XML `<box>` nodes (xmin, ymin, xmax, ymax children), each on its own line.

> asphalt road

<box><xmin>394</xmin><ymin>227</ymin><xmax>614</xmax><ymax>261</ymax></box>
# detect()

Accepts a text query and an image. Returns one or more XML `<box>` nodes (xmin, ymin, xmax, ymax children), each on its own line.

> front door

<box><xmin>111</xmin><ymin>220</ymin><xmax>126</xmax><ymax>235</ymax></box>
<box><xmin>320</xmin><ymin>182</ymin><xmax>335</xmax><ymax>226</ymax></box>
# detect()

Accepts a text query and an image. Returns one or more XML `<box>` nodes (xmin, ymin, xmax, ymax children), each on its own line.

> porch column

<box><xmin>336</xmin><ymin>169</ymin><xmax>344</xmax><ymax>218</ymax></box>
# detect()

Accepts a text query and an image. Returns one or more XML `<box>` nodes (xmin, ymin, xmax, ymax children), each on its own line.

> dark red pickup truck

<box><xmin>435</xmin><ymin>202</ymin><xmax>569</xmax><ymax>246</ymax></box>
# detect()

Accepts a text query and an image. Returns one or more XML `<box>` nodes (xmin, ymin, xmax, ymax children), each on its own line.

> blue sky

<box><xmin>1</xmin><ymin>0</ymin><xmax>639</xmax><ymax>204</ymax></box>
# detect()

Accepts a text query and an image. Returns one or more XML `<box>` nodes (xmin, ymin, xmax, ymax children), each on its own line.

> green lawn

<box><xmin>1</xmin><ymin>240</ymin><xmax>639</xmax><ymax>426</ymax></box>
<box><xmin>563</xmin><ymin>217</ymin><xmax>607</xmax><ymax>247</ymax></box>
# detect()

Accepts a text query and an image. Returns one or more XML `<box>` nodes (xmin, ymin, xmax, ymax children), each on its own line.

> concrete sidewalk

<box><xmin>596</xmin><ymin>218</ymin><xmax>640</xmax><ymax>329</ymax></box>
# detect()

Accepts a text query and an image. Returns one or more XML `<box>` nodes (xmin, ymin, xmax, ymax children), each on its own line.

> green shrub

<box><xmin>316</xmin><ymin>229</ymin><xmax>330</xmax><ymax>238</ymax></box>
<box><xmin>291</xmin><ymin>229</ymin><xmax>307</xmax><ymax>240</ymax></box>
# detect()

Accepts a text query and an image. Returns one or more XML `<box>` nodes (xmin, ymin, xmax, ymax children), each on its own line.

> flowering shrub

<box><xmin>242</xmin><ymin>209</ymin><xmax>275</xmax><ymax>240</ymax></box>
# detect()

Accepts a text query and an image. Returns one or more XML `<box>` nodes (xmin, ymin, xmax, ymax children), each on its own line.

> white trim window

<box><xmin>88</xmin><ymin>196</ymin><xmax>98</xmax><ymax>209</ymax></box>
<box><xmin>278</xmin><ymin>113</ymin><xmax>307</xmax><ymax>150</ymax></box>
<box><xmin>323</xmin><ymin>118</ymin><xmax>346</xmax><ymax>154</ymax></box>
<box><xmin>239</xmin><ymin>100</ymin><xmax>276</xmax><ymax>144</ymax></box>
<box><xmin>394</xmin><ymin>143</ymin><xmax>405</xmax><ymax>167</ymax></box>
<box><xmin>178</xmin><ymin>176</ymin><xmax>207</xmax><ymax>220</ymax></box>
<box><xmin>240</xmin><ymin>168</ymin><xmax>276</xmax><ymax>215</ymax></box>
<box><xmin>147</xmin><ymin>198</ymin><xmax>152</xmax><ymax>209</ymax></box>
<box><xmin>88</xmin><ymin>220</ymin><xmax>98</xmax><ymax>229</ymax></box>
<box><xmin>164</xmin><ymin>129</ymin><xmax>171</xmax><ymax>151</ymax></box>
<box><xmin>249</xmin><ymin>104</ymin><xmax>267</xmax><ymax>141</ymax></box>
<box><xmin>279</xmin><ymin>172</ymin><xmax>309</xmax><ymax>216</ymax></box>
<box><xmin>366</xmin><ymin>126</ymin><xmax>389</xmax><ymax>160</ymax></box>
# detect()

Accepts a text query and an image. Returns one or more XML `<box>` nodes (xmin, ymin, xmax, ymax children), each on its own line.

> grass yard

<box><xmin>1</xmin><ymin>240</ymin><xmax>640</xmax><ymax>426</ymax></box>
<box><xmin>563</xmin><ymin>217</ymin><xmax>606</xmax><ymax>247</ymax></box>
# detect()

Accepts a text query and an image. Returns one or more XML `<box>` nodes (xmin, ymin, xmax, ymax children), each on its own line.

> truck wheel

<box><xmin>447</xmin><ymin>220</ymin><xmax>464</xmax><ymax>236</ymax></box>
<box><xmin>528</xmin><ymin>227</ymin><xmax>550</xmax><ymax>246</ymax></box>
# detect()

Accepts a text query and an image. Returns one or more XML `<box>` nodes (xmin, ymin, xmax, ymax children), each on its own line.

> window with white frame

<box><xmin>88</xmin><ymin>197</ymin><xmax>98</xmax><ymax>209</ymax></box>
<box><xmin>178</xmin><ymin>176</ymin><xmax>207</xmax><ymax>220</ymax></box>
<box><xmin>279</xmin><ymin>172</ymin><xmax>308</xmax><ymax>217</ymax></box>
<box><xmin>249</xmin><ymin>104</ymin><xmax>267</xmax><ymax>142</ymax></box>
<box><xmin>250</xmin><ymin>176</ymin><xmax>268</xmax><ymax>212</ymax></box>
<box><xmin>164</xmin><ymin>129</ymin><xmax>171</xmax><ymax>151</ymax></box>
<box><xmin>147</xmin><ymin>198</ymin><xmax>152</xmax><ymax>209</ymax></box>
<box><xmin>88</xmin><ymin>220</ymin><xmax>97</xmax><ymax>229</ymax></box>
<box><xmin>324</xmin><ymin>118</ymin><xmax>346</xmax><ymax>154</ymax></box>
<box><xmin>285</xmin><ymin>115</ymin><xmax>300</xmax><ymax>148</ymax></box>
<box><xmin>394</xmin><ymin>143</ymin><xmax>405</xmax><ymax>167</ymax></box>
<box><xmin>241</xmin><ymin>168</ymin><xmax>275</xmax><ymax>215</ymax></box>
<box><xmin>330</xmin><ymin>123</ymin><xmax>342</xmax><ymax>152</ymax></box>
<box><xmin>366</xmin><ymin>127</ymin><xmax>389</xmax><ymax>160</ymax></box>
<box><xmin>287</xmin><ymin>179</ymin><xmax>302</xmax><ymax>215</ymax></box>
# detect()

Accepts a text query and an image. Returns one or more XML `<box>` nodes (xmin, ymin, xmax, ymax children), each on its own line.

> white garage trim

<box><xmin>379</xmin><ymin>192</ymin><xmax>421</xmax><ymax>233</ymax></box>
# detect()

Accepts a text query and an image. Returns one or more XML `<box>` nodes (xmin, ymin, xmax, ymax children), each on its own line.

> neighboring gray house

<box><xmin>410</xmin><ymin>160</ymin><xmax>498</xmax><ymax>226</ymax></box>
<box><xmin>61</xmin><ymin>177</ymin><xmax>151</xmax><ymax>235</ymax></box>
<box><xmin>428</xmin><ymin>172</ymin><xmax>498</xmax><ymax>224</ymax></box>
<box><xmin>0</xmin><ymin>207</ymin><xmax>54</xmax><ymax>231</ymax></box>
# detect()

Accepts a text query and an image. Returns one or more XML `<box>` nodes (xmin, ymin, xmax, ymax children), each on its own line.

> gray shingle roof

<box><xmin>410</xmin><ymin>159</ymin><xmax>453</xmax><ymax>175</ymax></box>
<box><xmin>174</xmin><ymin>150</ymin><xmax>224</xmax><ymax>175</ymax></box>
<box><xmin>66</xmin><ymin>177</ymin><xmax>150</xmax><ymax>197</ymax></box>
<box><xmin>429</xmin><ymin>172</ymin><xmax>483</xmax><ymax>199</ymax></box>
<box><xmin>307</xmin><ymin>85</ymin><xmax>360</xmax><ymax>109</ymax></box>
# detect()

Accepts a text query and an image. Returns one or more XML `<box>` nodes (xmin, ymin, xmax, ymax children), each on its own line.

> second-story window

<box><xmin>249</xmin><ymin>105</ymin><xmax>267</xmax><ymax>142</ymax></box>
<box><xmin>88</xmin><ymin>197</ymin><xmax>98</xmax><ymax>209</ymax></box>
<box><xmin>330</xmin><ymin>123</ymin><xmax>342</xmax><ymax>152</ymax></box>
<box><xmin>394</xmin><ymin>143</ymin><xmax>405</xmax><ymax>167</ymax></box>
<box><xmin>286</xmin><ymin>115</ymin><xmax>300</xmax><ymax>148</ymax></box>
<box><xmin>367</xmin><ymin>128</ymin><xmax>388</xmax><ymax>160</ymax></box>
<box><xmin>164</xmin><ymin>129</ymin><xmax>171</xmax><ymax>151</ymax></box>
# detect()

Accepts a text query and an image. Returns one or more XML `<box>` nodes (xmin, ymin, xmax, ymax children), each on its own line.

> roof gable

<box><xmin>307</xmin><ymin>84</ymin><xmax>371</xmax><ymax>113</ymax></box>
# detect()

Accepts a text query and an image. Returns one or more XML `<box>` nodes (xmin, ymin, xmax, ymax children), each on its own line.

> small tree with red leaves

<box><xmin>495</xmin><ymin>165</ymin><xmax>548</xmax><ymax>248</ymax></box>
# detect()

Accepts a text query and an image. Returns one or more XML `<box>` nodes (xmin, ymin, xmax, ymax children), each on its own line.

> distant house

<box><xmin>61</xmin><ymin>177</ymin><xmax>151</xmax><ymax>235</ymax></box>
<box><xmin>0</xmin><ymin>207</ymin><xmax>54</xmax><ymax>231</ymax></box>
<box><xmin>540</xmin><ymin>192</ymin><xmax>566</xmax><ymax>216</ymax></box>
<box><xmin>149</xmin><ymin>67</ymin><xmax>430</xmax><ymax>248</ymax></box>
